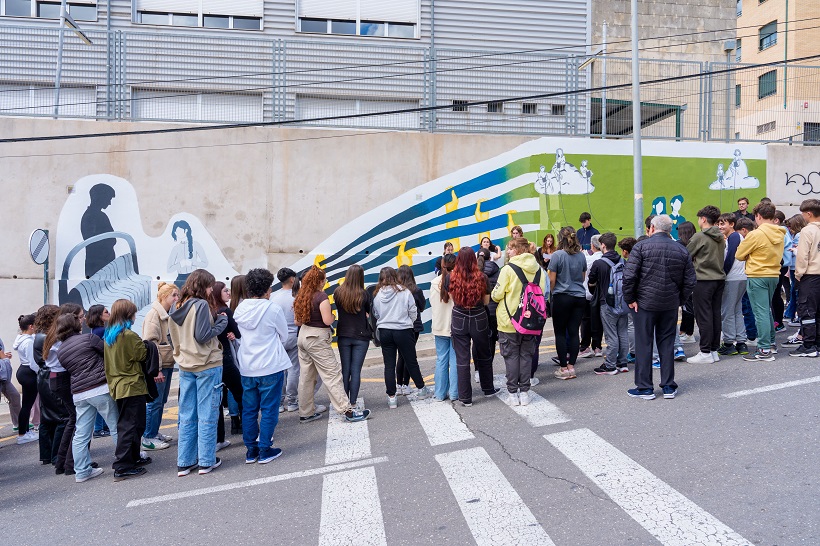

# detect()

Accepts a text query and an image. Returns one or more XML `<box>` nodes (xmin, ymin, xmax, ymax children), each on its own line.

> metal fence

<box><xmin>1</xmin><ymin>24</ymin><xmax>819</xmax><ymax>143</ymax></box>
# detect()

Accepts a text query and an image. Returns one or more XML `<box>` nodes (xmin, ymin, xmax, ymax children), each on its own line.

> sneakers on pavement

<box><xmin>245</xmin><ymin>448</ymin><xmax>259</xmax><ymax>464</ymax></box>
<box><xmin>530</xmin><ymin>377</ymin><xmax>540</xmax><ymax>386</ymax></box>
<box><xmin>790</xmin><ymin>345</ymin><xmax>819</xmax><ymax>357</ymax></box>
<box><xmin>662</xmin><ymin>386</ymin><xmax>677</xmax><ymax>399</ymax></box>
<box><xmin>627</xmin><ymin>388</ymin><xmax>656</xmax><ymax>400</ymax></box>
<box><xmin>554</xmin><ymin>368</ymin><xmax>575</xmax><ymax>380</ymax></box>
<box><xmin>415</xmin><ymin>386</ymin><xmax>433</xmax><ymax>400</ymax></box>
<box><xmin>177</xmin><ymin>464</ymin><xmax>198</xmax><ymax>477</ymax></box>
<box><xmin>156</xmin><ymin>432</ymin><xmax>174</xmax><ymax>442</ymax></box>
<box><xmin>76</xmin><ymin>467</ymin><xmax>104</xmax><ymax>483</ymax></box>
<box><xmin>135</xmin><ymin>456</ymin><xmax>152</xmax><ymax>466</ymax></box>
<box><xmin>483</xmin><ymin>388</ymin><xmax>501</xmax><ymax>397</ymax></box>
<box><xmin>784</xmin><ymin>334</ymin><xmax>802</xmax><ymax>346</ymax></box>
<box><xmin>774</xmin><ymin>322</ymin><xmax>786</xmax><ymax>332</ymax></box>
<box><xmin>743</xmin><ymin>349</ymin><xmax>775</xmax><ymax>362</ymax></box>
<box><xmin>286</xmin><ymin>403</ymin><xmax>299</xmax><ymax>412</ymax></box>
<box><xmin>674</xmin><ymin>348</ymin><xmax>686</xmax><ymax>361</ymax></box>
<box><xmin>627</xmin><ymin>352</ymin><xmax>636</xmax><ymax>364</ymax></box>
<box><xmin>652</xmin><ymin>360</ymin><xmax>660</xmax><ymax>369</ymax></box>
<box><xmin>617</xmin><ymin>364</ymin><xmax>629</xmax><ymax>373</ymax></box>
<box><xmin>711</xmin><ymin>351</ymin><xmax>720</xmax><ymax>362</ymax></box>
<box><xmin>507</xmin><ymin>392</ymin><xmax>520</xmax><ymax>406</ymax></box>
<box><xmin>687</xmin><ymin>352</ymin><xmax>713</xmax><ymax>364</ymax></box>
<box><xmin>771</xmin><ymin>343</ymin><xmax>778</xmax><ymax>354</ymax></box>
<box><xmin>16</xmin><ymin>430</ymin><xmax>38</xmax><ymax>444</ymax></box>
<box><xmin>114</xmin><ymin>467</ymin><xmax>147</xmax><ymax>482</ymax></box>
<box><xmin>299</xmin><ymin>412</ymin><xmax>323</xmax><ymax>423</ymax></box>
<box><xmin>594</xmin><ymin>348</ymin><xmax>604</xmax><ymax>357</ymax></box>
<box><xmin>216</xmin><ymin>441</ymin><xmax>231</xmax><ymax>452</ymax></box>
<box><xmin>198</xmin><ymin>458</ymin><xmax>222</xmax><ymax>475</ymax></box>
<box><xmin>593</xmin><ymin>364</ymin><xmax>618</xmax><ymax>375</ymax></box>
<box><xmin>258</xmin><ymin>447</ymin><xmax>283</xmax><ymax>464</ymax></box>
<box><xmin>578</xmin><ymin>348</ymin><xmax>594</xmax><ymax>358</ymax></box>
<box><xmin>387</xmin><ymin>395</ymin><xmax>398</xmax><ymax>409</ymax></box>
<box><xmin>141</xmin><ymin>437</ymin><xmax>170</xmax><ymax>451</ymax></box>
<box><xmin>735</xmin><ymin>342</ymin><xmax>750</xmax><ymax>355</ymax></box>
<box><xmin>92</xmin><ymin>429</ymin><xmax>110</xmax><ymax>439</ymax></box>
<box><xmin>344</xmin><ymin>409</ymin><xmax>371</xmax><ymax>423</ymax></box>
<box><xmin>315</xmin><ymin>404</ymin><xmax>328</xmax><ymax>414</ymax></box>
<box><xmin>518</xmin><ymin>391</ymin><xmax>531</xmax><ymax>406</ymax></box>
<box><xmin>717</xmin><ymin>343</ymin><xmax>737</xmax><ymax>356</ymax></box>
<box><xmin>679</xmin><ymin>333</ymin><xmax>696</xmax><ymax>344</ymax></box>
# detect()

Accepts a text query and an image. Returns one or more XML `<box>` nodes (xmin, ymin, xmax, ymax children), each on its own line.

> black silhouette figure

<box><xmin>80</xmin><ymin>184</ymin><xmax>117</xmax><ymax>278</ymax></box>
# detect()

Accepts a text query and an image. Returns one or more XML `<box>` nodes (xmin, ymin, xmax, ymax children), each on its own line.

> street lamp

<box><xmin>54</xmin><ymin>0</ymin><xmax>93</xmax><ymax>119</ymax></box>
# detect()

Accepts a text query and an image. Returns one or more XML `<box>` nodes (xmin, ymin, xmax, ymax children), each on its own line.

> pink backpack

<box><xmin>503</xmin><ymin>263</ymin><xmax>549</xmax><ymax>335</ymax></box>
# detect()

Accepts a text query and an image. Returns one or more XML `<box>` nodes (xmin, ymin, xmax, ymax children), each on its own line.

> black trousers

<box><xmin>531</xmin><ymin>332</ymin><xmax>543</xmax><ymax>377</ymax></box>
<box><xmin>680</xmin><ymin>294</ymin><xmax>695</xmax><ymax>335</ymax></box>
<box><xmin>395</xmin><ymin>330</ymin><xmax>420</xmax><ymax>386</ymax></box>
<box><xmin>380</xmin><ymin>328</ymin><xmax>425</xmax><ymax>397</ymax></box>
<box><xmin>217</xmin><ymin>354</ymin><xmax>244</xmax><ymax>443</ymax></box>
<box><xmin>16</xmin><ymin>366</ymin><xmax>38</xmax><ymax>435</ymax></box>
<box><xmin>451</xmin><ymin>306</ymin><xmax>495</xmax><ymax>403</ymax></box>
<box><xmin>693</xmin><ymin>280</ymin><xmax>725</xmax><ymax>353</ymax></box>
<box><xmin>50</xmin><ymin>372</ymin><xmax>76</xmax><ymax>473</ymax></box>
<box><xmin>772</xmin><ymin>267</ymin><xmax>788</xmax><ymax>325</ymax></box>
<box><xmin>552</xmin><ymin>294</ymin><xmax>586</xmax><ymax>366</ymax></box>
<box><xmin>114</xmin><ymin>395</ymin><xmax>146</xmax><ymax>472</ymax></box>
<box><xmin>633</xmin><ymin>308</ymin><xmax>677</xmax><ymax>390</ymax></box>
<box><xmin>580</xmin><ymin>300</ymin><xmax>604</xmax><ymax>351</ymax></box>
<box><xmin>38</xmin><ymin>421</ymin><xmax>65</xmax><ymax>464</ymax></box>
<box><xmin>798</xmin><ymin>274</ymin><xmax>820</xmax><ymax>348</ymax></box>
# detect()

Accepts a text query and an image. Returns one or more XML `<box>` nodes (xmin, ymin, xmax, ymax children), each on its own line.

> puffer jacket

<box><xmin>482</xmin><ymin>260</ymin><xmax>501</xmax><ymax>315</ymax></box>
<box><xmin>623</xmin><ymin>232</ymin><xmax>697</xmax><ymax>312</ymax></box>
<box><xmin>59</xmin><ymin>333</ymin><xmax>107</xmax><ymax>395</ymax></box>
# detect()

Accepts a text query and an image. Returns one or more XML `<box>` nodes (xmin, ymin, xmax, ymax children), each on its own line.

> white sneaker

<box><xmin>315</xmin><ymin>404</ymin><xmax>328</xmax><ymax>414</ymax></box>
<box><xmin>530</xmin><ymin>377</ymin><xmax>540</xmax><ymax>387</ymax></box>
<box><xmin>216</xmin><ymin>440</ymin><xmax>231</xmax><ymax>452</ymax></box>
<box><xmin>507</xmin><ymin>392</ymin><xmax>520</xmax><ymax>406</ymax></box>
<box><xmin>519</xmin><ymin>390</ymin><xmax>531</xmax><ymax>406</ymax></box>
<box><xmin>16</xmin><ymin>430</ymin><xmax>38</xmax><ymax>444</ymax></box>
<box><xmin>396</xmin><ymin>385</ymin><xmax>406</xmax><ymax>396</ymax></box>
<box><xmin>387</xmin><ymin>395</ymin><xmax>398</xmax><ymax>409</ymax></box>
<box><xmin>415</xmin><ymin>386</ymin><xmax>433</xmax><ymax>400</ymax></box>
<box><xmin>679</xmin><ymin>333</ymin><xmax>696</xmax><ymax>344</ymax></box>
<box><xmin>404</xmin><ymin>385</ymin><xmax>413</xmax><ymax>395</ymax></box>
<box><xmin>156</xmin><ymin>432</ymin><xmax>174</xmax><ymax>442</ymax></box>
<box><xmin>286</xmin><ymin>403</ymin><xmax>299</xmax><ymax>412</ymax></box>
<box><xmin>578</xmin><ymin>348</ymin><xmax>594</xmax><ymax>358</ymax></box>
<box><xmin>594</xmin><ymin>349</ymin><xmax>604</xmax><ymax>357</ymax></box>
<box><xmin>141</xmin><ymin>437</ymin><xmax>170</xmax><ymax>450</ymax></box>
<box><xmin>474</xmin><ymin>371</ymin><xmax>480</xmax><ymax>384</ymax></box>
<box><xmin>686</xmin><ymin>352</ymin><xmax>713</xmax><ymax>364</ymax></box>
<box><xmin>279</xmin><ymin>405</ymin><xmax>285</xmax><ymax>413</ymax></box>
<box><xmin>711</xmin><ymin>351</ymin><xmax>720</xmax><ymax>362</ymax></box>
<box><xmin>75</xmin><ymin>467</ymin><xmax>104</xmax><ymax>483</ymax></box>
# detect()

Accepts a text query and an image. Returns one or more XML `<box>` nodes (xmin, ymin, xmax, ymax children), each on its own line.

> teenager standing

<box><xmin>431</xmin><ymin>253</ymin><xmax>458</xmax><ymax>401</ymax></box>
<box><xmin>548</xmin><ymin>227</ymin><xmax>588</xmax><ymax>379</ymax></box>
<box><xmin>13</xmin><ymin>314</ymin><xmax>40</xmax><ymax>444</ymax></box>
<box><xmin>335</xmin><ymin>265</ymin><xmax>371</xmax><ymax>406</ymax></box>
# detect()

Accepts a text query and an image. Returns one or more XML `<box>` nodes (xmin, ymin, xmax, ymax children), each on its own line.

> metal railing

<box><xmin>1</xmin><ymin>24</ymin><xmax>819</xmax><ymax>144</ymax></box>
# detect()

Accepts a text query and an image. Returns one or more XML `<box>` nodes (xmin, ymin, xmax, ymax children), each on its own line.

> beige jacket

<box><xmin>142</xmin><ymin>300</ymin><xmax>175</xmax><ymax>368</ymax></box>
<box><xmin>169</xmin><ymin>298</ymin><xmax>226</xmax><ymax>373</ymax></box>
<box><xmin>795</xmin><ymin>222</ymin><xmax>820</xmax><ymax>280</ymax></box>
<box><xmin>429</xmin><ymin>275</ymin><xmax>454</xmax><ymax>337</ymax></box>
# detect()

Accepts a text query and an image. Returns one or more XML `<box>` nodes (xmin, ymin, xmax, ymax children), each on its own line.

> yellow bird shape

<box><xmin>397</xmin><ymin>241</ymin><xmax>419</xmax><ymax>267</ymax></box>
<box><xmin>445</xmin><ymin>189</ymin><xmax>459</xmax><ymax>213</ymax></box>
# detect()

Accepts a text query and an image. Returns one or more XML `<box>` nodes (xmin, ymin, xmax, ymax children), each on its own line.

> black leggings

<box><xmin>395</xmin><ymin>330</ymin><xmax>420</xmax><ymax>386</ymax></box>
<box><xmin>552</xmin><ymin>293</ymin><xmax>586</xmax><ymax>367</ymax></box>
<box><xmin>216</xmin><ymin>354</ymin><xmax>244</xmax><ymax>443</ymax></box>
<box><xmin>16</xmin><ymin>366</ymin><xmax>38</xmax><ymax>435</ymax></box>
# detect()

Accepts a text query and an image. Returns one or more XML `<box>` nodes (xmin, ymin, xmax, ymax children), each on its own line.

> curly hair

<box><xmin>34</xmin><ymin>305</ymin><xmax>60</xmax><ymax>334</ymax></box>
<box><xmin>293</xmin><ymin>266</ymin><xmax>326</xmax><ymax>325</ymax></box>
<box><xmin>450</xmin><ymin>247</ymin><xmax>486</xmax><ymax>308</ymax></box>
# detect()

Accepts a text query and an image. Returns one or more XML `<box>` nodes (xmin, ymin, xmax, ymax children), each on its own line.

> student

<box><xmin>395</xmin><ymin>265</ymin><xmax>425</xmax><ymax>396</ymax></box>
<box><xmin>716</xmin><ymin>214</ymin><xmax>749</xmax><ymax>356</ymax></box>
<box><xmin>617</xmin><ymin>237</ymin><xmax>638</xmax><ymax>369</ymax></box>
<box><xmin>783</xmin><ymin>214</ymin><xmax>806</xmax><ymax>324</ymax></box>
<box><xmin>86</xmin><ymin>304</ymin><xmax>111</xmax><ymax>438</ymax></box>
<box><xmin>372</xmin><ymin>267</ymin><xmax>431</xmax><ymax>408</ymax></box>
<box><xmin>0</xmin><ymin>338</ymin><xmax>21</xmax><ymax>438</ymax></box>
<box><xmin>734</xmin><ymin>197</ymin><xmax>754</xmax><ymax>222</ymax></box>
<box><xmin>103</xmin><ymin>299</ymin><xmax>150</xmax><ymax>481</ymax></box>
<box><xmin>579</xmin><ymin>235</ymin><xmax>604</xmax><ymax>358</ymax></box>
<box><xmin>548</xmin><ymin>227</ymin><xmax>588</xmax><ymax>379</ymax></box>
<box><xmin>492</xmin><ymin>237</ymin><xmax>546</xmax><ymax>406</ymax></box>
<box><xmin>208</xmin><ymin>280</ymin><xmax>244</xmax><ymax>451</ymax></box>
<box><xmin>686</xmin><ymin>206</ymin><xmax>726</xmax><ymax>364</ymax></box>
<box><xmin>294</xmin><ymin>265</ymin><xmax>370</xmax><ymax>422</ymax></box>
<box><xmin>590</xmin><ymin>233</ymin><xmax>629</xmax><ymax>375</ymax></box>
<box><xmin>676</xmin><ymin>222</ymin><xmax>697</xmax><ymax>343</ymax></box>
<box><xmin>233</xmin><ymin>268</ymin><xmax>291</xmax><ymax>464</ymax></box>
<box><xmin>540</xmin><ymin>234</ymin><xmax>556</xmax><ymax>268</ymax></box>
<box><xmin>736</xmin><ymin>203</ymin><xmax>787</xmax><ymax>361</ymax></box>
<box><xmin>335</xmin><ymin>264</ymin><xmax>372</xmax><ymax>406</ymax></box>
<box><xmin>169</xmin><ymin>269</ymin><xmax>228</xmax><ymax>476</ymax></box>
<box><xmin>480</xmin><ymin>236</ymin><xmax>502</xmax><ymax>262</ymax></box>
<box><xmin>577</xmin><ymin>212</ymin><xmax>600</xmax><ymax>252</ymax></box>
<box><xmin>13</xmin><ymin>314</ymin><xmax>40</xmax><ymax>444</ymax></box>
<box><xmin>477</xmin><ymin>247</ymin><xmax>501</xmax><ymax>381</ymax></box>
<box><xmin>32</xmin><ymin>305</ymin><xmax>67</xmax><ymax>465</ymax></box>
<box><xmin>57</xmin><ymin>313</ymin><xmax>119</xmax><ymax>482</ymax></box>
<box><xmin>431</xmin><ymin>253</ymin><xmax>458</xmax><ymax>401</ymax></box>
<box><xmin>434</xmin><ymin>242</ymin><xmax>455</xmax><ymax>276</ymax></box>
<box><xmin>141</xmin><ymin>282</ymin><xmax>179</xmax><ymax>450</ymax></box>
<box><xmin>792</xmin><ymin>199</ymin><xmax>820</xmax><ymax>357</ymax></box>
<box><xmin>772</xmin><ymin>210</ymin><xmax>790</xmax><ymax>331</ymax></box>
<box><xmin>734</xmin><ymin>218</ymin><xmax>759</xmax><ymax>344</ymax></box>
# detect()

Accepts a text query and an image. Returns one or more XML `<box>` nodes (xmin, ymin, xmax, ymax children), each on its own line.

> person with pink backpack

<box><xmin>492</xmin><ymin>237</ymin><xmax>548</xmax><ymax>406</ymax></box>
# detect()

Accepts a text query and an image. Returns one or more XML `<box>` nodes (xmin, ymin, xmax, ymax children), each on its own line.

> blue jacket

<box><xmin>577</xmin><ymin>225</ymin><xmax>600</xmax><ymax>251</ymax></box>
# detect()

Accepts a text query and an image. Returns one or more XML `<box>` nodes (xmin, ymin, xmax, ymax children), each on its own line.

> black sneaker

<box><xmin>177</xmin><ymin>464</ymin><xmax>198</xmax><ymax>477</ymax></box>
<box><xmin>483</xmin><ymin>388</ymin><xmax>501</xmax><ymax>397</ymax></box>
<box><xmin>593</xmin><ymin>365</ymin><xmax>618</xmax><ymax>375</ymax></box>
<box><xmin>299</xmin><ymin>412</ymin><xmax>323</xmax><ymax>424</ymax></box>
<box><xmin>92</xmin><ymin>429</ymin><xmax>111</xmax><ymax>439</ymax></box>
<box><xmin>199</xmin><ymin>458</ymin><xmax>222</xmax><ymax>475</ymax></box>
<box><xmin>743</xmin><ymin>348</ymin><xmax>775</xmax><ymax>362</ymax></box>
<box><xmin>460</xmin><ymin>400</ymin><xmax>473</xmax><ymax>407</ymax></box>
<box><xmin>114</xmin><ymin>467</ymin><xmax>147</xmax><ymax>482</ymax></box>
<box><xmin>717</xmin><ymin>343</ymin><xmax>737</xmax><ymax>356</ymax></box>
<box><xmin>790</xmin><ymin>345</ymin><xmax>819</xmax><ymax>357</ymax></box>
<box><xmin>258</xmin><ymin>447</ymin><xmax>283</xmax><ymax>464</ymax></box>
<box><xmin>735</xmin><ymin>342</ymin><xmax>749</xmax><ymax>355</ymax></box>
<box><xmin>627</xmin><ymin>388</ymin><xmax>656</xmax><ymax>400</ymax></box>
<box><xmin>135</xmin><ymin>456</ymin><xmax>152</xmax><ymax>466</ymax></box>
<box><xmin>662</xmin><ymin>386</ymin><xmax>677</xmax><ymax>399</ymax></box>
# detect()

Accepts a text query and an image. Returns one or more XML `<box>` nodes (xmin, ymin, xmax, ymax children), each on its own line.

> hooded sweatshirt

<box><xmin>13</xmin><ymin>334</ymin><xmax>37</xmax><ymax>373</ymax></box>
<box><xmin>372</xmin><ymin>286</ymin><xmax>417</xmax><ymax>330</ymax></box>
<box><xmin>492</xmin><ymin>252</ymin><xmax>547</xmax><ymax>334</ymax></box>
<box><xmin>142</xmin><ymin>300</ymin><xmax>175</xmax><ymax>368</ymax></box>
<box><xmin>795</xmin><ymin>221</ymin><xmax>820</xmax><ymax>280</ymax></box>
<box><xmin>169</xmin><ymin>298</ymin><xmax>227</xmax><ymax>373</ymax></box>
<box><xmin>233</xmin><ymin>298</ymin><xmax>292</xmax><ymax>377</ymax></box>
<box><xmin>735</xmin><ymin>223</ymin><xmax>787</xmax><ymax>278</ymax></box>
<box><xmin>687</xmin><ymin>225</ymin><xmax>727</xmax><ymax>281</ymax></box>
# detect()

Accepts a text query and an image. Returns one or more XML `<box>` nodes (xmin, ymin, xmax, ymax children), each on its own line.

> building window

<box><xmin>735</xmin><ymin>132</ymin><xmax>741</xmax><ymax>140</ymax></box>
<box><xmin>297</xmin><ymin>0</ymin><xmax>419</xmax><ymax>39</ymax></box>
<box><xmin>759</xmin><ymin>21</ymin><xmax>777</xmax><ymax>51</ymax></box>
<box><xmin>4</xmin><ymin>0</ymin><xmax>32</xmax><ymax>16</ymax></box>
<box><xmin>3</xmin><ymin>0</ymin><xmax>96</xmax><ymax>20</ymax></box>
<box><xmin>756</xmin><ymin>120</ymin><xmax>776</xmax><ymax>134</ymax></box>
<box><xmin>137</xmin><ymin>12</ymin><xmax>261</xmax><ymax>29</ymax></box>
<box><xmin>735</xmin><ymin>84</ymin><xmax>741</xmax><ymax>107</ymax></box>
<box><xmin>758</xmin><ymin>70</ymin><xmax>777</xmax><ymax>99</ymax></box>
<box><xmin>805</xmin><ymin>123</ymin><xmax>820</xmax><ymax>145</ymax></box>
<box><xmin>487</xmin><ymin>101</ymin><xmax>503</xmax><ymax>113</ymax></box>
<box><xmin>135</xmin><ymin>0</ymin><xmax>262</xmax><ymax>30</ymax></box>
<box><xmin>736</xmin><ymin>39</ymin><xmax>742</xmax><ymax>62</ymax></box>
<box><xmin>551</xmin><ymin>104</ymin><xmax>566</xmax><ymax>116</ymax></box>
<box><xmin>522</xmin><ymin>103</ymin><xmax>538</xmax><ymax>115</ymax></box>
<box><xmin>736</xmin><ymin>0</ymin><xmax>742</xmax><ymax>16</ymax></box>
<box><xmin>299</xmin><ymin>18</ymin><xmax>417</xmax><ymax>38</ymax></box>
<box><xmin>452</xmin><ymin>100</ymin><xmax>468</xmax><ymax>112</ymax></box>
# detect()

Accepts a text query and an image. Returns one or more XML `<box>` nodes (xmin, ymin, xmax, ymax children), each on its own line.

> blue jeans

<box><xmin>434</xmin><ymin>336</ymin><xmax>458</xmax><ymax>400</ymax></box>
<box><xmin>177</xmin><ymin>366</ymin><xmax>222</xmax><ymax>468</ymax></box>
<box><xmin>338</xmin><ymin>337</ymin><xmax>369</xmax><ymax>405</ymax></box>
<box><xmin>227</xmin><ymin>391</ymin><xmax>240</xmax><ymax>416</ymax></box>
<box><xmin>144</xmin><ymin>368</ymin><xmax>174</xmax><ymax>439</ymax></box>
<box><xmin>93</xmin><ymin>412</ymin><xmax>108</xmax><ymax>433</ymax></box>
<box><xmin>785</xmin><ymin>270</ymin><xmax>798</xmax><ymax>320</ymax></box>
<box><xmin>241</xmin><ymin>372</ymin><xmax>284</xmax><ymax>452</ymax></box>
<box><xmin>74</xmin><ymin>392</ymin><xmax>119</xmax><ymax>479</ymax></box>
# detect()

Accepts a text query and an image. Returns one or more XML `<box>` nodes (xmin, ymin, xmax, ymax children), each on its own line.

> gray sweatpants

<box><xmin>499</xmin><ymin>331</ymin><xmax>537</xmax><ymax>393</ymax></box>
<box><xmin>722</xmin><ymin>279</ymin><xmax>748</xmax><ymax>344</ymax></box>
<box><xmin>601</xmin><ymin>305</ymin><xmax>629</xmax><ymax>367</ymax></box>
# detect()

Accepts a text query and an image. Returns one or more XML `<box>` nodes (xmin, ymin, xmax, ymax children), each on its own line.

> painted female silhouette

<box><xmin>167</xmin><ymin>220</ymin><xmax>208</xmax><ymax>287</ymax></box>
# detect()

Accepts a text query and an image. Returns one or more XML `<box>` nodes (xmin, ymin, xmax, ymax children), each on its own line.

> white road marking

<box><xmin>494</xmin><ymin>374</ymin><xmax>571</xmax><ymax>427</ymax></box>
<box><xmin>436</xmin><ymin>447</ymin><xmax>556</xmax><ymax>546</ymax></box>
<box><xmin>545</xmin><ymin>428</ymin><xmax>751</xmax><ymax>546</ymax></box>
<box><xmin>409</xmin><ymin>397</ymin><xmax>474</xmax><ymax>446</ymax></box>
<box><xmin>126</xmin><ymin>456</ymin><xmax>389</xmax><ymax>507</ymax></box>
<box><xmin>319</xmin><ymin>466</ymin><xmax>387</xmax><ymax>546</ymax></box>
<box><xmin>325</xmin><ymin>397</ymin><xmax>371</xmax><ymax>465</ymax></box>
<box><xmin>722</xmin><ymin>375</ymin><xmax>820</xmax><ymax>398</ymax></box>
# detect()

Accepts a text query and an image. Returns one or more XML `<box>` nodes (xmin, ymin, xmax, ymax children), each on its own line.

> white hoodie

<box><xmin>13</xmin><ymin>334</ymin><xmax>37</xmax><ymax>373</ymax></box>
<box><xmin>233</xmin><ymin>298</ymin><xmax>292</xmax><ymax>377</ymax></box>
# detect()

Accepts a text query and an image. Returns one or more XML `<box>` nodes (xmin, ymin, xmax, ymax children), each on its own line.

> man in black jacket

<box><xmin>623</xmin><ymin>215</ymin><xmax>697</xmax><ymax>400</ymax></box>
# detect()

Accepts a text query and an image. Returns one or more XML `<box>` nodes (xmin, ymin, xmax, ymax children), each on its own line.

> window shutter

<box><xmin>359</xmin><ymin>0</ymin><xmax>418</xmax><ymax>23</ymax></box>
<box><xmin>298</xmin><ymin>0</ymin><xmax>357</xmax><ymax>20</ymax></box>
<box><xmin>137</xmin><ymin>0</ymin><xmax>199</xmax><ymax>14</ymax></box>
<box><xmin>68</xmin><ymin>0</ymin><xmax>97</xmax><ymax>5</ymax></box>
<box><xmin>202</xmin><ymin>0</ymin><xmax>262</xmax><ymax>17</ymax></box>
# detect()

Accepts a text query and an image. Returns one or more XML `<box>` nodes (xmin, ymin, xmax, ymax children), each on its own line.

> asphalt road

<box><xmin>1</xmin><ymin>333</ymin><xmax>819</xmax><ymax>546</ymax></box>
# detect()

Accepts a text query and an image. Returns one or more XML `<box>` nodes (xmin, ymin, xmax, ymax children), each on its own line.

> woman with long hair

<box><xmin>294</xmin><ymin>266</ymin><xmax>370</xmax><ymax>422</ymax></box>
<box><xmin>104</xmin><ymin>299</ymin><xmax>150</xmax><ymax>481</ymax></box>
<box><xmin>434</xmin><ymin>241</ymin><xmax>454</xmax><ymax>276</ymax></box>
<box><xmin>547</xmin><ymin>227</ymin><xmax>587</xmax><ymax>379</ymax></box>
<box><xmin>395</xmin><ymin>265</ymin><xmax>426</xmax><ymax>396</ymax></box>
<box><xmin>372</xmin><ymin>267</ymin><xmax>431</xmax><ymax>408</ymax></box>
<box><xmin>13</xmin><ymin>313</ymin><xmax>40</xmax><ymax>444</ymax></box>
<box><xmin>431</xmin><ymin>253</ymin><xmax>458</xmax><ymax>401</ymax></box>
<box><xmin>32</xmin><ymin>305</ymin><xmax>67</xmax><ymax>465</ymax></box>
<box><xmin>227</xmin><ymin>274</ymin><xmax>247</xmax><ymax>423</ymax></box>
<box><xmin>42</xmin><ymin>302</ymin><xmax>85</xmax><ymax>475</ymax></box>
<box><xmin>58</xmin><ymin>312</ymin><xmax>119</xmax><ymax>482</ymax></box>
<box><xmin>450</xmin><ymin>247</ymin><xmax>498</xmax><ymax>406</ymax></box>
<box><xmin>229</xmin><ymin>274</ymin><xmax>247</xmax><ymax>313</ymax></box>
<box><xmin>480</xmin><ymin>236</ymin><xmax>502</xmax><ymax>262</ymax></box>
<box><xmin>169</xmin><ymin>269</ymin><xmax>228</xmax><ymax>476</ymax></box>
<box><xmin>207</xmin><ymin>280</ymin><xmax>244</xmax><ymax>448</ymax></box>
<box><xmin>676</xmin><ymin>221</ymin><xmax>697</xmax><ymax>341</ymax></box>
<box><xmin>541</xmin><ymin>234</ymin><xmax>556</xmax><ymax>267</ymax></box>
<box><xmin>85</xmin><ymin>304</ymin><xmax>111</xmax><ymax>438</ymax></box>
<box><xmin>141</xmin><ymin>282</ymin><xmax>179</xmax><ymax>451</ymax></box>
<box><xmin>335</xmin><ymin>265</ymin><xmax>371</xmax><ymax>406</ymax></box>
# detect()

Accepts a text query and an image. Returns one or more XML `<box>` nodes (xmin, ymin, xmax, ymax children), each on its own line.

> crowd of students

<box><xmin>3</xmin><ymin>196</ymin><xmax>819</xmax><ymax>480</ymax></box>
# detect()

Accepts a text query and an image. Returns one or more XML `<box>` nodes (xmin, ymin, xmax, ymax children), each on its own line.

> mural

<box><xmin>709</xmin><ymin>149</ymin><xmax>761</xmax><ymax>190</ymax></box>
<box><xmin>55</xmin><ymin>174</ymin><xmax>238</xmax><ymax>332</ymax></box>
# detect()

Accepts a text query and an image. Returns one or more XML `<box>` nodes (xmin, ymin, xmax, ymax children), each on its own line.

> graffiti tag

<box><xmin>785</xmin><ymin>171</ymin><xmax>820</xmax><ymax>195</ymax></box>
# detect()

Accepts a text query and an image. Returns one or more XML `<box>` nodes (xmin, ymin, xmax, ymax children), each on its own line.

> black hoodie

<box><xmin>588</xmin><ymin>250</ymin><xmax>621</xmax><ymax>307</ymax></box>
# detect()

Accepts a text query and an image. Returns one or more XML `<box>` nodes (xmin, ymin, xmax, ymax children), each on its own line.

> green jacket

<box><xmin>104</xmin><ymin>329</ymin><xmax>148</xmax><ymax>400</ymax></box>
<box><xmin>687</xmin><ymin>226</ymin><xmax>726</xmax><ymax>281</ymax></box>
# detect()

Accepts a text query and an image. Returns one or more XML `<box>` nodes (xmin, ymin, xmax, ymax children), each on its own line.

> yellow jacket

<box><xmin>491</xmin><ymin>253</ymin><xmax>547</xmax><ymax>334</ymax></box>
<box><xmin>735</xmin><ymin>223</ymin><xmax>786</xmax><ymax>278</ymax></box>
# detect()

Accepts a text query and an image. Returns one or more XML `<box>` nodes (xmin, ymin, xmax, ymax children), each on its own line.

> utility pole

<box><xmin>631</xmin><ymin>0</ymin><xmax>643</xmax><ymax>237</ymax></box>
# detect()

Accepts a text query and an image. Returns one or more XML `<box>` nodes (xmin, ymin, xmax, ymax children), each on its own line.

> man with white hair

<box><xmin>623</xmin><ymin>215</ymin><xmax>697</xmax><ymax>400</ymax></box>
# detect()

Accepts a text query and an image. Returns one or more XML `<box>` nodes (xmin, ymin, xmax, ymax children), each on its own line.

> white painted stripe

<box><xmin>545</xmin><ymin>428</ymin><xmax>751</xmax><ymax>546</ymax></box>
<box><xmin>319</xmin><ymin>466</ymin><xmax>387</xmax><ymax>546</ymax></box>
<box><xmin>436</xmin><ymin>447</ymin><xmax>556</xmax><ymax>546</ymax></box>
<box><xmin>126</xmin><ymin>456</ymin><xmax>389</xmax><ymax>507</ymax></box>
<box><xmin>722</xmin><ymin>375</ymin><xmax>820</xmax><ymax>398</ymax></box>
<box><xmin>325</xmin><ymin>397</ymin><xmax>371</xmax><ymax>465</ymax></box>
<box><xmin>494</xmin><ymin>374</ymin><xmax>571</xmax><ymax>427</ymax></box>
<box><xmin>409</xmin><ymin>397</ymin><xmax>475</xmax><ymax>446</ymax></box>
